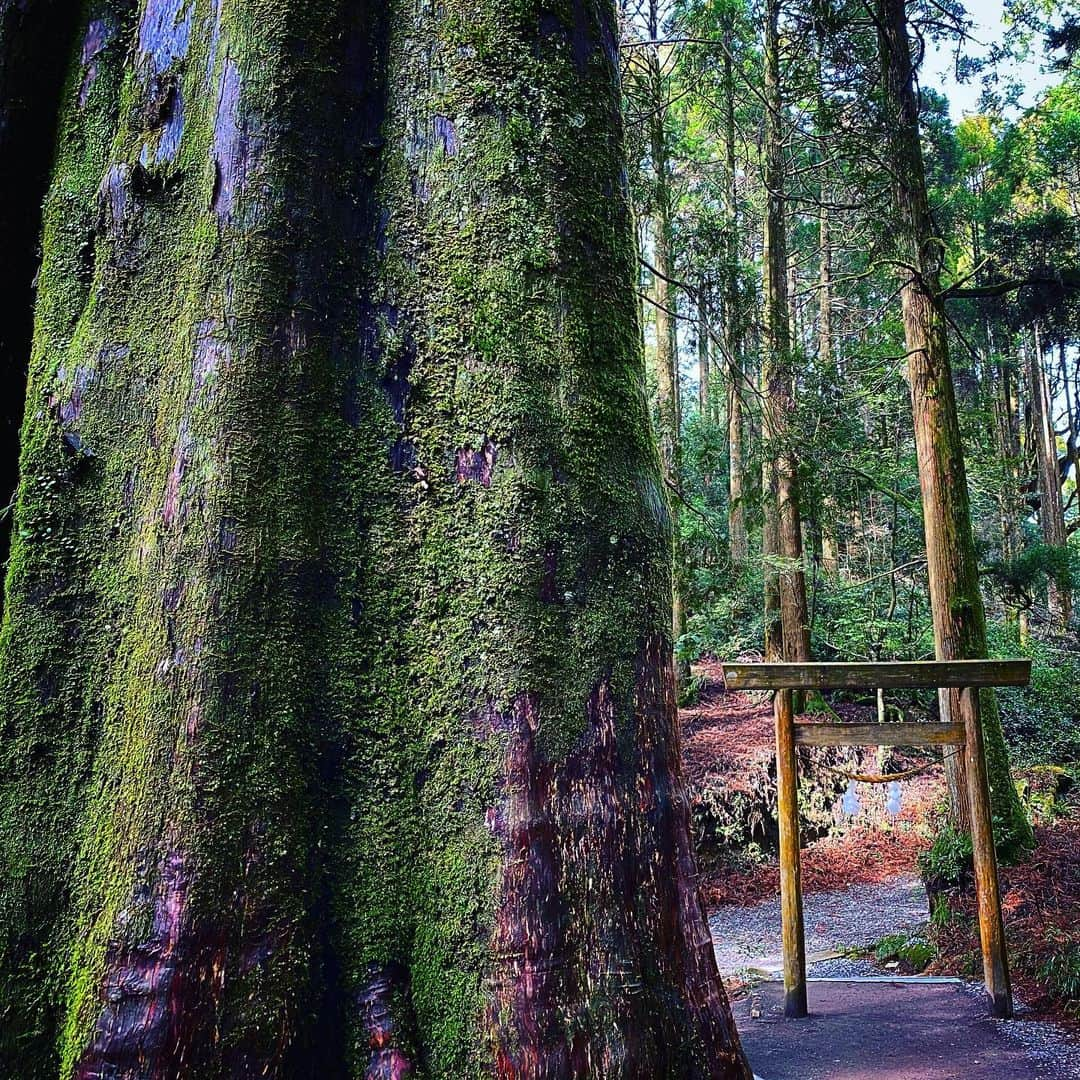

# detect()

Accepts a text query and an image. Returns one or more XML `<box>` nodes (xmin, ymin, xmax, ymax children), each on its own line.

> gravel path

<box><xmin>710</xmin><ymin>874</ymin><xmax>928</xmax><ymax>977</ymax></box>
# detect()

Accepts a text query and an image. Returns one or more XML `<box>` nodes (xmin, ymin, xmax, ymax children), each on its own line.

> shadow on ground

<box><xmin>738</xmin><ymin>980</ymin><xmax>1080</xmax><ymax>1080</ymax></box>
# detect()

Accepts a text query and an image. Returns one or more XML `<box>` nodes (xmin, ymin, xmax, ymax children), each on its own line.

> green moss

<box><xmin>2</xmin><ymin>1</ymin><xmax>739</xmax><ymax>1076</ymax></box>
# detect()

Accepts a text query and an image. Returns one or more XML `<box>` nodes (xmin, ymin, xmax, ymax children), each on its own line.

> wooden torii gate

<box><xmin>721</xmin><ymin>659</ymin><xmax>1032</xmax><ymax>1022</ymax></box>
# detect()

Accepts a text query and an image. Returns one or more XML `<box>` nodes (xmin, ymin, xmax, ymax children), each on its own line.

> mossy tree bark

<box><xmin>0</xmin><ymin>0</ymin><xmax>84</xmax><ymax>607</ymax></box>
<box><xmin>761</xmin><ymin>0</ymin><xmax>810</xmax><ymax>671</ymax></box>
<box><xmin>0</xmin><ymin>1</ymin><xmax>750</xmax><ymax>1077</ymax></box>
<box><xmin>876</xmin><ymin>0</ymin><xmax>1032</xmax><ymax>854</ymax></box>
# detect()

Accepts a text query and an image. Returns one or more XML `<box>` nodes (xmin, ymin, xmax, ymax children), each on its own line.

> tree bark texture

<box><xmin>698</xmin><ymin>283</ymin><xmax>710</xmax><ymax>419</ymax></box>
<box><xmin>876</xmin><ymin>0</ymin><xmax>1032</xmax><ymax>854</ymax></box>
<box><xmin>0</xmin><ymin>2</ymin><xmax>751</xmax><ymax>1077</ymax></box>
<box><xmin>0</xmin><ymin>0</ymin><xmax>84</xmax><ymax>607</ymax></box>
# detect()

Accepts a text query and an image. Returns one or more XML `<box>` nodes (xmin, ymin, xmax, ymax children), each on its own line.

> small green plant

<box><xmin>678</xmin><ymin>670</ymin><xmax>706</xmax><ymax>707</ymax></box>
<box><xmin>1037</xmin><ymin>941</ymin><xmax>1080</xmax><ymax>1014</ymax></box>
<box><xmin>919</xmin><ymin>825</ymin><xmax>973</xmax><ymax>889</ymax></box>
<box><xmin>873</xmin><ymin>932</ymin><xmax>936</xmax><ymax>971</ymax></box>
<box><xmin>930</xmin><ymin>893</ymin><xmax>956</xmax><ymax>928</ymax></box>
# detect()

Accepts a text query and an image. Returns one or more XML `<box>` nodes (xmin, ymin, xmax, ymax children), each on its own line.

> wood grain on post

<box><xmin>793</xmin><ymin>722</ymin><xmax>965</xmax><ymax>746</ymax></box>
<box><xmin>960</xmin><ymin>685</ymin><xmax>1013</xmax><ymax>1019</ymax></box>
<box><xmin>775</xmin><ymin>687</ymin><xmax>808</xmax><ymax>1018</ymax></box>
<box><xmin>722</xmin><ymin>659</ymin><xmax>1030</xmax><ymax>691</ymax></box>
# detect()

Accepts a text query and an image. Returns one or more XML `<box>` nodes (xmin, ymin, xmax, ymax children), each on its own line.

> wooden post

<box><xmin>775</xmin><ymin>687</ymin><xmax>807</xmax><ymax>1017</ymax></box>
<box><xmin>960</xmin><ymin>685</ymin><xmax>1013</xmax><ymax>1019</ymax></box>
<box><xmin>723</xmin><ymin>662</ymin><xmax>1025</xmax><ymax>1021</ymax></box>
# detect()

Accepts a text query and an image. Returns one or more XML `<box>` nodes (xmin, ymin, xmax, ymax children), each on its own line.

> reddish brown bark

<box><xmin>876</xmin><ymin>0</ymin><xmax>1031</xmax><ymax>851</ymax></box>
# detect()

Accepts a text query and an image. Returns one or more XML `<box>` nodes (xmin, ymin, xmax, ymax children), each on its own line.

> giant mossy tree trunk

<box><xmin>0</xmin><ymin>1</ymin><xmax>751</xmax><ymax>1077</ymax></box>
<box><xmin>876</xmin><ymin>0</ymin><xmax>1032</xmax><ymax>855</ymax></box>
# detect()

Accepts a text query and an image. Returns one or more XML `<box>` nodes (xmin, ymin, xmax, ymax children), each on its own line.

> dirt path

<box><xmin>691</xmin><ymin>662</ymin><xmax>1080</xmax><ymax>1076</ymax></box>
<box><xmin>710</xmin><ymin>872</ymin><xmax>1080</xmax><ymax>1077</ymax></box>
<box><xmin>737</xmin><ymin>980</ymin><xmax>1080</xmax><ymax>1079</ymax></box>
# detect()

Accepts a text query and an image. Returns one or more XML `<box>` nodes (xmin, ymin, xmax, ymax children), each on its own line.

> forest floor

<box><xmin>684</xmin><ymin>661</ymin><xmax>1080</xmax><ymax>1077</ymax></box>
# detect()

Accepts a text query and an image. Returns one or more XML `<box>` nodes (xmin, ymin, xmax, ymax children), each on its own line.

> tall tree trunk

<box><xmin>761</xmin><ymin>0</ymin><xmax>810</xmax><ymax>671</ymax></box>
<box><xmin>876</xmin><ymin>0</ymin><xmax>1031</xmax><ymax>853</ymax></box>
<box><xmin>0</xmin><ymin>0</ymin><xmax>84</xmax><ymax>608</ymax></box>
<box><xmin>786</xmin><ymin>259</ymin><xmax>799</xmax><ymax>351</ymax></box>
<box><xmin>0</xmin><ymin>2</ymin><xmax>751</xmax><ymax>1076</ymax></box>
<box><xmin>1059</xmin><ymin>340</ymin><xmax>1078</xmax><ymax>492</ymax></box>
<box><xmin>722</xmin><ymin>31</ymin><xmax>747</xmax><ymax>569</ymax></box>
<box><xmin>699</xmin><ymin>281</ymin><xmax>711</xmax><ymax>419</ymax></box>
<box><xmin>993</xmin><ymin>342</ymin><xmax>1024</xmax><ymax>636</ymax></box>
<box><xmin>647</xmin><ymin>0</ymin><xmax>688</xmax><ymax>684</ymax></box>
<box><xmin>812</xmin><ymin>0</ymin><xmax>840</xmax><ymax>578</ymax></box>
<box><xmin>762</xmin><ymin>407</ymin><xmax>783</xmax><ymax>660</ymax></box>
<box><xmin>818</xmin><ymin>200</ymin><xmax>839</xmax><ymax>575</ymax></box>
<box><xmin>1030</xmin><ymin>323</ymin><xmax>1072</xmax><ymax>628</ymax></box>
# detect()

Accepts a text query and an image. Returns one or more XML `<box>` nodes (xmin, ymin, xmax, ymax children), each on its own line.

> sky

<box><xmin>921</xmin><ymin>0</ymin><xmax>1055</xmax><ymax>119</ymax></box>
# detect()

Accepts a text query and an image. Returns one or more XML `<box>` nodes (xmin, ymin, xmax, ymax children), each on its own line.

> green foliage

<box><xmin>930</xmin><ymin>892</ymin><xmax>957</xmax><ymax>929</ymax></box>
<box><xmin>919</xmin><ymin>825</ymin><xmax>974</xmax><ymax>889</ymax></box>
<box><xmin>991</xmin><ymin>626</ymin><xmax>1080</xmax><ymax>765</ymax></box>
<box><xmin>1014</xmin><ymin>765</ymin><xmax>1077</xmax><ymax>821</ymax></box>
<box><xmin>873</xmin><ymin>932</ymin><xmax>936</xmax><ymax>972</ymax></box>
<box><xmin>986</xmin><ymin>542</ymin><xmax>1080</xmax><ymax>611</ymax></box>
<box><xmin>683</xmin><ymin>563</ymin><xmax>765</xmax><ymax>660</ymax></box>
<box><xmin>1037</xmin><ymin>939</ymin><xmax>1080</xmax><ymax>1014</ymax></box>
<box><xmin>676</xmin><ymin>667</ymin><xmax>707</xmax><ymax>706</ymax></box>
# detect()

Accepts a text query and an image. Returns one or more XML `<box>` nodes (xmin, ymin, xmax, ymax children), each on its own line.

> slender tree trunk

<box><xmin>761</xmin><ymin>0</ymin><xmax>810</xmax><ymax>671</ymax></box>
<box><xmin>1060</xmin><ymin>340</ymin><xmax>1078</xmax><ymax>487</ymax></box>
<box><xmin>876</xmin><ymin>0</ymin><xmax>1031</xmax><ymax>853</ymax></box>
<box><xmin>813</xmin><ymin>2</ymin><xmax>839</xmax><ymax>578</ymax></box>
<box><xmin>728</xmin><ymin>376</ymin><xmax>747</xmax><ymax>569</ymax></box>
<box><xmin>648</xmin><ymin>0</ymin><xmax>688</xmax><ymax>683</ymax></box>
<box><xmin>787</xmin><ymin>259</ymin><xmax>799</xmax><ymax>351</ymax></box>
<box><xmin>993</xmin><ymin>344</ymin><xmax>1024</xmax><ymax>635</ymax></box>
<box><xmin>762</xmin><ymin>409</ymin><xmax>783</xmax><ymax>660</ymax></box>
<box><xmin>1030</xmin><ymin>323</ymin><xmax>1071</xmax><ymax>628</ymax></box>
<box><xmin>0</xmin><ymin>2</ymin><xmax>751</xmax><ymax>1076</ymax></box>
<box><xmin>699</xmin><ymin>281</ymin><xmax>711</xmax><ymax>419</ymax></box>
<box><xmin>818</xmin><ymin>200</ymin><xmax>839</xmax><ymax>575</ymax></box>
<box><xmin>722</xmin><ymin>32</ymin><xmax>747</xmax><ymax>569</ymax></box>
